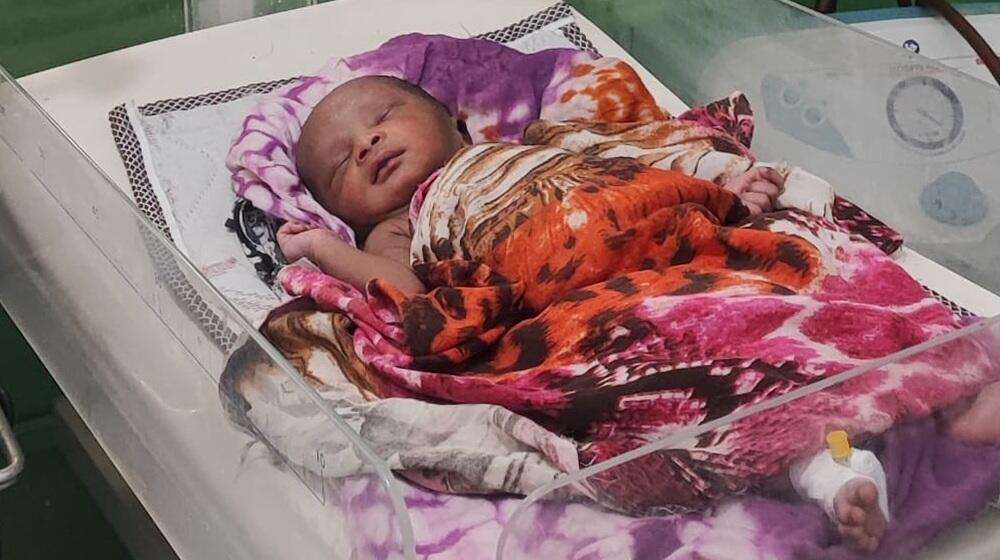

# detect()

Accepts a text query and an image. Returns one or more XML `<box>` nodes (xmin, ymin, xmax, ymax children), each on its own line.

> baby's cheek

<box><xmin>337</xmin><ymin>181</ymin><xmax>376</xmax><ymax>224</ymax></box>
<box><xmin>366</xmin><ymin>181</ymin><xmax>414</xmax><ymax>220</ymax></box>
<box><xmin>391</xmin><ymin>179</ymin><xmax>421</xmax><ymax>209</ymax></box>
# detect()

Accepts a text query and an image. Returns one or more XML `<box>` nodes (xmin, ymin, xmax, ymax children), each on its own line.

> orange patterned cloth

<box><xmin>411</xmin><ymin>143</ymin><xmax>816</xmax><ymax>314</ymax></box>
<box><xmin>276</xmin><ymin>128</ymin><xmax>995</xmax><ymax>513</ymax></box>
<box><xmin>227</xmin><ymin>35</ymin><xmax>978</xmax><ymax>514</ymax></box>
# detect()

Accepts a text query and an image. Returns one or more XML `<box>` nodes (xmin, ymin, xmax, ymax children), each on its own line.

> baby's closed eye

<box><xmin>376</xmin><ymin>105</ymin><xmax>395</xmax><ymax>124</ymax></box>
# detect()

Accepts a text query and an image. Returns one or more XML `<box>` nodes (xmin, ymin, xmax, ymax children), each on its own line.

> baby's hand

<box><xmin>724</xmin><ymin>167</ymin><xmax>784</xmax><ymax>216</ymax></box>
<box><xmin>277</xmin><ymin>221</ymin><xmax>341</xmax><ymax>262</ymax></box>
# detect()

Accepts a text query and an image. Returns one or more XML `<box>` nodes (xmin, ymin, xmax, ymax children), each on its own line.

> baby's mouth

<box><xmin>372</xmin><ymin>150</ymin><xmax>404</xmax><ymax>184</ymax></box>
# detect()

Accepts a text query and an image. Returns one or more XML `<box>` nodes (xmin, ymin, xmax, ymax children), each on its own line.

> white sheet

<box><xmin>126</xmin><ymin>97</ymin><xmax>283</xmax><ymax>323</ymax></box>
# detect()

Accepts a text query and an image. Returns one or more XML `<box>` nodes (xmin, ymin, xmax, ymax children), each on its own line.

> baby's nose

<box><xmin>356</xmin><ymin>132</ymin><xmax>383</xmax><ymax>162</ymax></box>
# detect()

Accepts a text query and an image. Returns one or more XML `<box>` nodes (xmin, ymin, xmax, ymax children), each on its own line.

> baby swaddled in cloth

<box><xmin>227</xmin><ymin>33</ymin><xmax>1000</xmax><ymax>554</ymax></box>
<box><xmin>280</xmin><ymin>74</ymin><xmax>784</xmax><ymax>298</ymax></box>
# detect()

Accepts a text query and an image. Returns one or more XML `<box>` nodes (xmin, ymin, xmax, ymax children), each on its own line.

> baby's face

<box><xmin>297</xmin><ymin>76</ymin><xmax>466</xmax><ymax>229</ymax></box>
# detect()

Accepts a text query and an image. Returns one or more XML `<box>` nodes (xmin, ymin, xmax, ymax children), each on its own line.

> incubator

<box><xmin>1</xmin><ymin>1</ymin><xmax>998</xmax><ymax>558</ymax></box>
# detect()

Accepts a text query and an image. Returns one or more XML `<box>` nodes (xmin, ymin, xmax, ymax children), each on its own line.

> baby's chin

<box><xmin>364</xmin><ymin>183</ymin><xmax>421</xmax><ymax>222</ymax></box>
<box><xmin>390</xmin><ymin>165</ymin><xmax>433</xmax><ymax>198</ymax></box>
<box><xmin>344</xmin><ymin>164</ymin><xmax>434</xmax><ymax>224</ymax></box>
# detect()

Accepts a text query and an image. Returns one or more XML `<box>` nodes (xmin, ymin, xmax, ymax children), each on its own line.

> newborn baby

<box><xmin>279</xmin><ymin>76</ymin><xmax>465</xmax><ymax>295</ymax></box>
<box><xmin>277</xmin><ymin>74</ymin><xmax>1000</xmax><ymax>553</ymax></box>
<box><xmin>279</xmin><ymin>75</ymin><xmax>782</xmax><ymax>297</ymax></box>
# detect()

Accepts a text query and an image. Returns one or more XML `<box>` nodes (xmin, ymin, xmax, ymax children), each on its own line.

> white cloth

<box><xmin>790</xmin><ymin>447</ymin><xmax>891</xmax><ymax>524</ymax></box>
<box><xmin>127</xmin><ymin>98</ymin><xmax>284</xmax><ymax>325</ymax></box>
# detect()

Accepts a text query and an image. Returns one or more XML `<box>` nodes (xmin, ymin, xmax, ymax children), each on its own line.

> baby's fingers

<box><xmin>747</xmin><ymin>180</ymin><xmax>781</xmax><ymax>199</ymax></box>
<box><xmin>741</xmin><ymin>200</ymin><xmax>764</xmax><ymax>217</ymax></box>
<box><xmin>753</xmin><ymin>166</ymin><xmax>785</xmax><ymax>189</ymax></box>
<box><xmin>742</xmin><ymin>192</ymin><xmax>773</xmax><ymax>213</ymax></box>
<box><xmin>278</xmin><ymin>221</ymin><xmax>313</xmax><ymax>235</ymax></box>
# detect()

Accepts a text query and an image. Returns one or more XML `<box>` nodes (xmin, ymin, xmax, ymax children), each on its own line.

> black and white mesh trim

<box><xmin>923</xmin><ymin>284</ymin><xmax>975</xmax><ymax>319</ymax></box>
<box><xmin>558</xmin><ymin>21</ymin><xmax>600</xmax><ymax>55</ymax></box>
<box><xmin>143</xmin><ymin>227</ymin><xmax>240</xmax><ymax>350</ymax></box>
<box><xmin>138</xmin><ymin>78</ymin><xmax>296</xmax><ymax>117</ymax></box>
<box><xmin>110</xmin><ymin>103</ymin><xmax>243</xmax><ymax>351</ymax></box>
<box><xmin>109</xmin><ymin>105</ymin><xmax>172</xmax><ymax>238</ymax></box>
<box><xmin>109</xmin><ymin>80</ymin><xmax>295</xmax><ymax>351</ymax></box>
<box><xmin>475</xmin><ymin>2</ymin><xmax>600</xmax><ymax>55</ymax></box>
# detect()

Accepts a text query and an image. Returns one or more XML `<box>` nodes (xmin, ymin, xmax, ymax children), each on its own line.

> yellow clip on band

<box><xmin>826</xmin><ymin>430</ymin><xmax>851</xmax><ymax>463</ymax></box>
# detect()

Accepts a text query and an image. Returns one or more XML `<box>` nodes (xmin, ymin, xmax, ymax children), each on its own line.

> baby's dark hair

<box><xmin>371</xmin><ymin>75</ymin><xmax>452</xmax><ymax>116</ymax></box>
<box><xmin>369</xmin><ymin>76</ymin><xmax>472</xmax><ymax>151</ymax></box>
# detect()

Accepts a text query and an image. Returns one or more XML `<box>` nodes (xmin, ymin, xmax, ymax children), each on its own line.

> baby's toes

<box><xmin>836</xmin><ymin>501</ymin><xmax>864</xmax><ymax>527</ymax></box>
<box><xmin>857</xmin><ymin>482</ymin><xmax>879</xmax><ymax>508</ymax></box>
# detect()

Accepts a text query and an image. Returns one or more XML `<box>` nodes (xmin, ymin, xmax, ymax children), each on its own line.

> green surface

<box><xmin>791</xmin><ymin>0</ymin><xmax>1000</xmax><ymax>8</ymax></box>
<box><xmin>0</xmin><ymin>417</ymin><xmax>131</xmax><ymax>560</ymax></box>
<box><xmin>575</xmin><ymin>0</ymin><xmax>1000</xmax><ymax>106</ymax></box>
<box><xmin>0</xmin><ymin>0</ymin><xmax>185</xmax><ymax>554</ymax></box>
<box><xmin>0</xmin><ymin>308</ymin><xmax>59</xmax><ymax>423</ymax></box>
<box><xmin>573</xmin><ymin>0</ymin><xmax>827</xmax><ymax>105</ymax></box>
<box><xmin>1</xmin><ymin>307</ymin><xmax>133</xmax><ymax>558</ymax></box>
<box><xmin>0</xmin><ymin>309</ymin><xmax>134</xmax><ymax>560</ymax></box>
<box><xmin>0</xmin><ymin>0</ymin><xmax>185</xmax><ymax>78</ymax></box>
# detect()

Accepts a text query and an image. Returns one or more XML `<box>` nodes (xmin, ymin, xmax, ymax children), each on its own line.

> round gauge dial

<box><xmin>886</xmin><ymin>76</ymin><xmax>963</xmax><ymax>152</ymax></box>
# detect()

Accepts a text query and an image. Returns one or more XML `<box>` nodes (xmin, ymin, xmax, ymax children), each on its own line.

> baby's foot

<box><xmin>833</xmin><ymin>478</ymin><xmax>886</xmax><ymax>553</ymax></box>
<box><xmin>945</xmin><ymin>382</ymin><xmax>1000</xmax><ymax>446</ymax></box>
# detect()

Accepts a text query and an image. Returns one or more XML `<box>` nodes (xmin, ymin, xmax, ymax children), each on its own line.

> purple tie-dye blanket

<box><xmin>318</xmin><ymin>419</ymin><xmax>1000</xmax><ymax>559</ymax></box>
